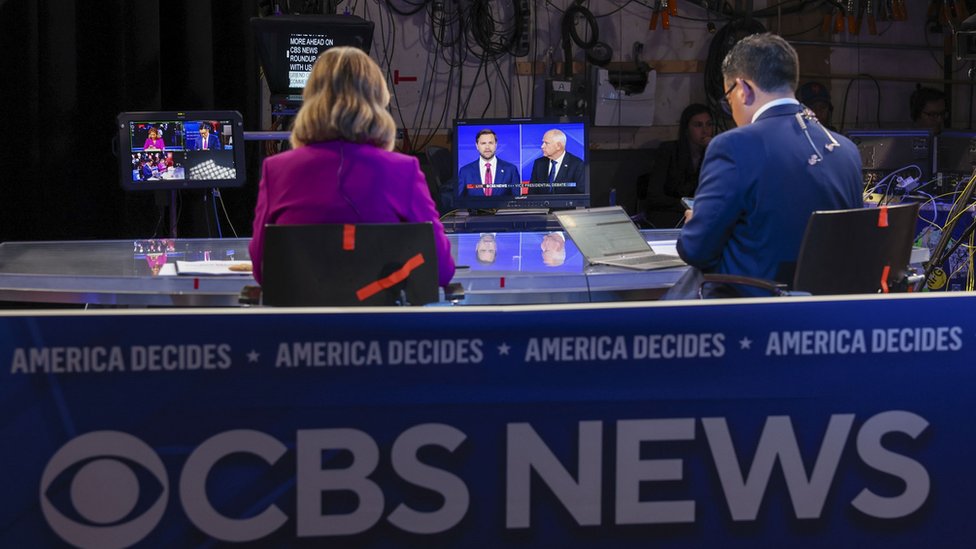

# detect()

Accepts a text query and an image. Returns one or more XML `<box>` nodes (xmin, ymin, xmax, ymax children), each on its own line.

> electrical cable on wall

<box><xmin>703</xmin><ymin>16</ymin><xmax>767</xmax><ymax>129</ymax></box>
<box><xmin>385</xmin><ymin>0</ymin><xmax>428</xmax><ymax>17</ymax></box>
<box><xmin>839</xmin><ymin>74</ymin><xmax>881</xmax><ymax>131</ymax></box>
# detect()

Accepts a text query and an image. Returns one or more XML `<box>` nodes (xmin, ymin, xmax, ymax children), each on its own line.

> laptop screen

<box><xmin>555</xmin><ymin>207</ymin><xmax>652</xmax><ymax>259</ymax></box>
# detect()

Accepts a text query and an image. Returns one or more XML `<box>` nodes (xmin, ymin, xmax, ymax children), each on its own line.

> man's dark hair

<box><xmin>721</xmin><ymin>33</ymin><xmax>798</xmax><ymax>93</ymax></box>
<box><xmin>909</xmin><ymin>86</ymin><xmax>946</xmax><ymax>121</ymax></box>
<box><xmin>475</xmin><ymin>128</ymin><xmax>497</xmax><ymax>142</ymax></box>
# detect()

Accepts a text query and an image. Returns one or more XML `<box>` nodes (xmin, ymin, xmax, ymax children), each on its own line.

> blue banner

<box><xmin>1</xmin><ymin>294</ymin><xmax>974</xmax><ymax>547</ymax></box>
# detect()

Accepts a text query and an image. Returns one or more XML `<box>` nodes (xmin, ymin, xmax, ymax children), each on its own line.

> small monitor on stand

<box><xmin>117</xmin><ymin>110</ymin><xmax>246</xmax><ymax>237</ymax></box>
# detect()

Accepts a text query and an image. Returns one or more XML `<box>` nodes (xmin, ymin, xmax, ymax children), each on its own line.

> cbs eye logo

<box><xmin>40</xmin><ymin>431</ymin><xmax>169</xmax><ymax>549</ymax></box>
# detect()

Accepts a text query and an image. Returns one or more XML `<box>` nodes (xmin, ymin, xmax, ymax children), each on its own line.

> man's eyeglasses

<box><xmin>921</xmin><ymin>110</ymin><xmax>947</xmax><ymax>119</ymax></box>
<box><xmin>720</xmin><ymin>81</ymin><xmax>738</xmax><ymax>116</ymax></box>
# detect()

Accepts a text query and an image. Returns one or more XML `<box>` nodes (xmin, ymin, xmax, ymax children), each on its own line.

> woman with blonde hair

<box><xmin>143</xmin><ymin>126</ymin><xmax>165</xmax><ymax>150</ymax></box>
<box><xmin>249</xmin><ymin>47</ymin><xmax>455</xmax><ymax>286</ymax></box>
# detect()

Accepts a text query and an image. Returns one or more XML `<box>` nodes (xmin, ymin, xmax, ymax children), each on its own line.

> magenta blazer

<box><xmin>249</xmin><ymin>140</ymin><xmax>455</xmax><ymax>287</ymax></box>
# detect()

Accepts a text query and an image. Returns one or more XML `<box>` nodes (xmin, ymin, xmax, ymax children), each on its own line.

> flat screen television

<box><xmin>845</xmin><ymin>129</ymin><xmax>933</xmax><ymax>192</ymax></box>
<box><xmin>117</xmin><ymin>110</ymin><xmax>245</xmax><ymax>191</ymax></box>
<box><xmin>453</xmin><ymin>117</ymin><xmax>590</xmax><ymax>211</ymax></box>
<box><xmin>935</xmin><ymin>130</ymin><xmax>976</xmax><ymax>177</ymax></box>
<box><xmin>251</xmin><ymin>14</ymin><xmax>374</xmax><ymax>101</ymax></box>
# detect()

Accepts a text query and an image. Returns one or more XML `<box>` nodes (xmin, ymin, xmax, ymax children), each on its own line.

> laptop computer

<box><xmin>554</xmin><ymin>206</ymin><xmax>686</xmax><ymax>270</ymax></box>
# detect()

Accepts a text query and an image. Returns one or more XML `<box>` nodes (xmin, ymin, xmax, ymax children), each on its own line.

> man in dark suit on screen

<box><xmin>457</xmin><ymin>129</ymin><xmax>520</xmax><ymax>197</ymax></box>
<box><xmin>195</xmin><ymin>124</ymin><xmax>223</xmax><ymax>151</ymax></box>
<box><xmin>529</xmin><ymin>128</ymin><xmax>584</xmax><ymax>194</ymax></box>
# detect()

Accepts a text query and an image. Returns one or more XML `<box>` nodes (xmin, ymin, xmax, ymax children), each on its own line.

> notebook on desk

<box><xmin>554</xmin><ymin>206</ymin><xmax>686</xmax><ymax>270</ymax></box>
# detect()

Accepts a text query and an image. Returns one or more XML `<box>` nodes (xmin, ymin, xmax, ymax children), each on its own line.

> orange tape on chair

<box><xmin>356</xmin><ymin>253</ymin><xmax>426</xmax><ymax>302</ymax></box>
<box><xmin>343</xmin><ymin>225</ymin><xmax>356</xmax><ymax>250</ymax></box>
<box><xmin>877</xmin><ymin>205</ymin><xmax>888</xmax><ymax>227</ymax></box>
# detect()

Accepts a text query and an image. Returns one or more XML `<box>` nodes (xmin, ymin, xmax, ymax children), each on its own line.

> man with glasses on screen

<box><xmin>195</xmin><ymin>124</ymin><xmax>223</xmax><ymax>151</ymax></box>
<box><xmin>670</xmin><ymin>33</ymin><xmax>862</xmax><ymax>298</ymax></box>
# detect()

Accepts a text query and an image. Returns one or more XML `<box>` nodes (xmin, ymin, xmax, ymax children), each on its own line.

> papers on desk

<box><xmin>175</xmin><ymin>260</ymin><xmax>253</xmax><ymax>276</ymax></box>
<box><xmin>649</xmin><ymin>240</ymin><xmax>678</xmax><ymax>257</ymax></box>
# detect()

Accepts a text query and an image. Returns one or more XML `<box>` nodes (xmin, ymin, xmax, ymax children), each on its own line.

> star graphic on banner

<box><xmin>739</xmin><ymin>337</ymin><xmax>752</xmax><ymax>350</ymax></box>
<box><xmin>247</xmin><ymin>349</ymin><xmax>260</xmax><ymax>363</ymax></box>
<box><xmin>497</xmin><ymin>342</ymin><xmax>511</xmax><ymax>356</ymax></box>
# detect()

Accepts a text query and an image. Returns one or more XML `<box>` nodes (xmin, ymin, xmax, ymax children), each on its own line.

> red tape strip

<box><xmin>356</xmin><ymin>254</ymin><xmax>426</xmax><ymax>302</ymax></box>
<box><xmin>343</xmin><ymin>225</ymin><xmax>356</xmax><ymax>251</ymax></box>
<box><xmin>880</xmin><ymin>264</ymin><xmax>891</xmax><ymax>293</ymax></box>
<box><xmin>878</xmin><ymin>205</ymin><xmax>889</xmax><ymax>228</ymax></box>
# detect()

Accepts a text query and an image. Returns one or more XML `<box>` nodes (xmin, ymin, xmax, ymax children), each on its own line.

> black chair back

<box><xmin>261</xmin><ymin>223</ymin><xmax>439</xmax><ymax>306</ymax></box>
<box><xmin>792</xmin><ymin>203</ymin><xmax>920</xmax><ymax>294</ymax></box>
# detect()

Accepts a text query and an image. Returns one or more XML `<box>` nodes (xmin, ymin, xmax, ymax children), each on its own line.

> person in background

<box><xmin>139</xmin><ymin>159</ymin><xmax>153</xmax><ymax>180</ymax></box>
<box><xmin>910</xmin><ymin>85</ymin><xmax>947</xmax><ymax>135</ymax></box>
<box><xmin>249</xmin><ymin>46</ymin><xmax>455</xmax><ymax>287</ymax></box>
<box><xmin>643</xmin><ymin>103</ymin><xmax>714</xmax><ymax>228</ymax></box>
<box><xmin>671</xmin><ymin>33</ymin><xmax>862</xmax><ymax>298</ymax></box>
<box><xmin>796</xmin><ymin>81</ymin><xmax>835</xmax><ymax>131</ymax></box>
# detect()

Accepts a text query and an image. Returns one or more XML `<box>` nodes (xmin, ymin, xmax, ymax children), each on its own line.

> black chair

<box><xmin>701</xmin><ymin>203</ymin><xmax>921</xmax><ymax>296</ymax></box>
<box><xmin>260</xmin><ymin>222</ymin><xmax>440</xmax><ymax>306</ymax></box>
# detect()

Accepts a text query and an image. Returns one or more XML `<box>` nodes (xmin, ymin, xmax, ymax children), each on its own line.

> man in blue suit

<box><xmin>195</xmin><ymin>124</ymin><xmax>222</xmax><ymax>151</ymax></box>
<box><xmin>675</xmin><ymin>33</ymin><xmax>863</xmax><ymax>298</ymax></box>
<box><xmin>457</xmin><ymin>129</ymin><xmax>520</xmax><ymax>197</ymax></box>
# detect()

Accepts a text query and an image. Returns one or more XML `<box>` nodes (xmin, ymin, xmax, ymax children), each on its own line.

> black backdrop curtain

<box><xmin>0</xmin><ymin>0</ymin><xmax>262</xmax><ymax>241</ymax></box>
